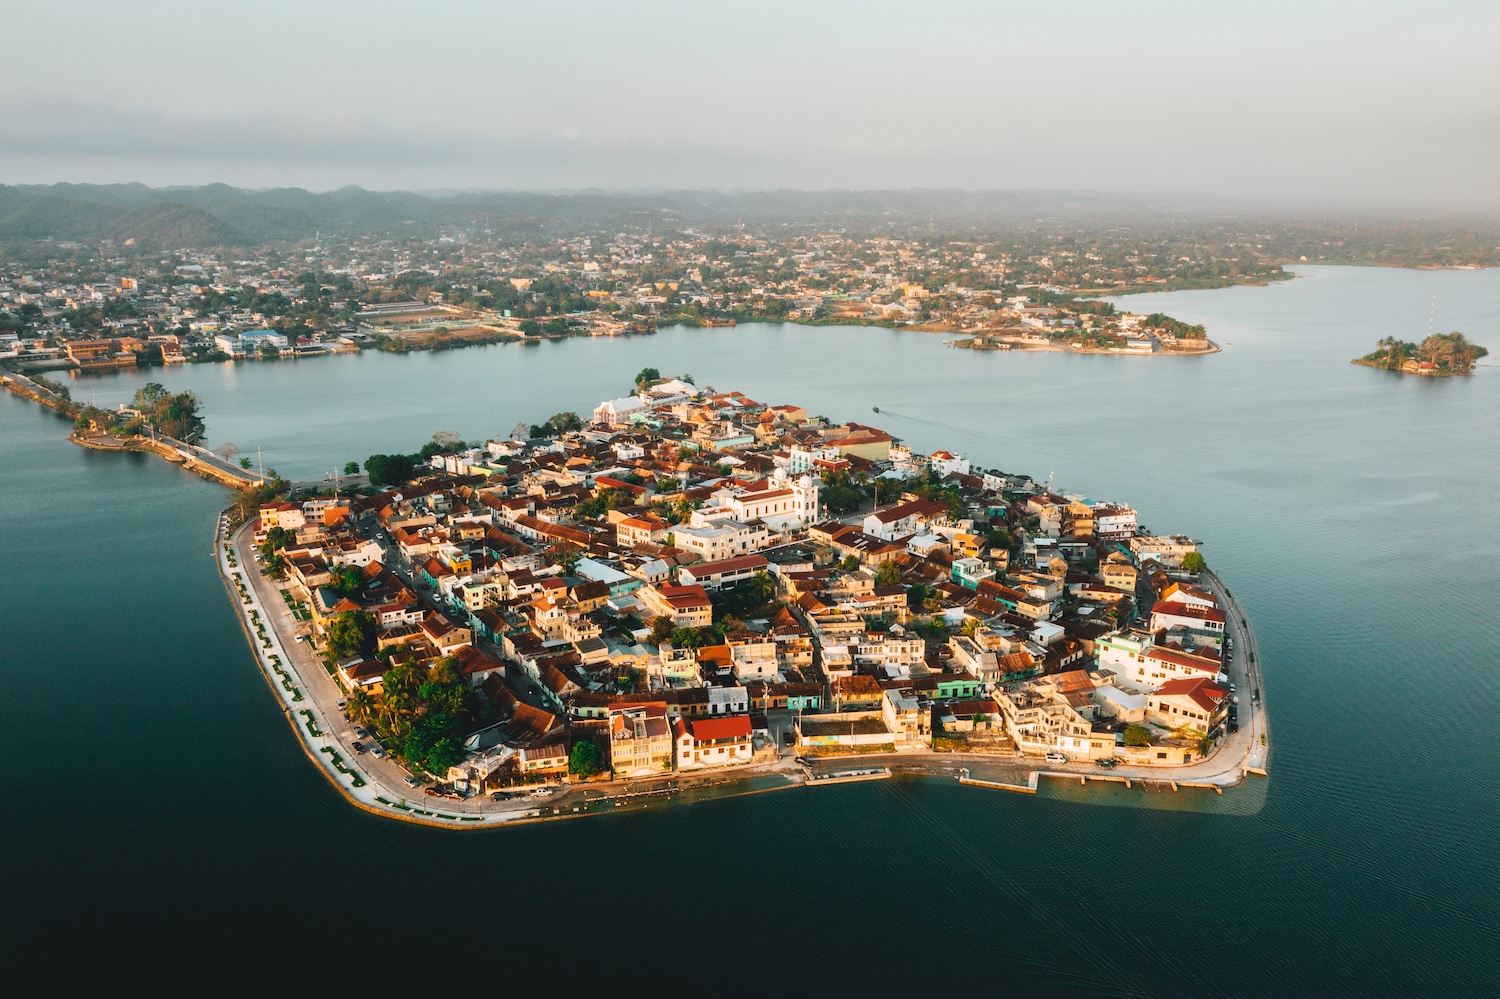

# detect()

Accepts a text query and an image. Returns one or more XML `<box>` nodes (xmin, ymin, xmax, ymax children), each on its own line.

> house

<box><xmin>336</xmin><ymin>658</ymin><xmax>386</xmax><ymax>693</ymax></box>
<box><xmin>1093</xmin><ymin>504</ymin><xmax>1138</xmax><ymax>540</ymax></box>
<box><xmin>608</xmin><ymin>702</ymin><xmax>674</xmax><ymax>776</ymax></box>
<box><xmin>668</xmin><ymin>519</ymin><xmax>769</xmax><ymax>561</ymax></box>
<box><xmin>1145</xmin><ymin>677</ymin><xmax>1228</xmax><ymax>735</ymax></box>
<box><xmin>678</xmin><ymin>554</ymin><xmax>768</xmax><ymax>592</ymax></box>
<box><xmin>518</xmin><ymin>740</ymin><xmax>569</xmax><ymax>778</ymax></box>
<box><xmin>1149</xmin><ymin>601</ymin><xmax>1226</xmax><ymax>645</ymax></box>
<box><xmin>831</xmin><ymin>674</ymin><xmax>884</xmax><ymax>711</ymax></box>
<box><xmin>615</xmin><ymin>513</ymin><xmax>667</xmax><ymax>547</ymax></box>
<box><xmin>674</xmin><ymin>714</ymin><xmax>754</xmax><ymax>769</ymax></box>
<box><xmin>1128</xmin><ymin>534</ymin><xmax>1200</xmax><ymax>569</ymax></box>
<box><xmin>1117</xmin><ymin>644</ymin><xmax>1222</xmax><ymax>692</ymax></box>
<box><xmin>574</xmin><ymin>558</ymin><xmax>643</xmax><ymax>598</ymax></box>
<box><xmin>827</xmin><ymin>424</ymin><xmax>894</xmax><ymax>461</ymax></box>
<box><xmin>259</xmin><ymin>502</ymin><xmax>306</xmax><ymax>532</ymax></box>
<box><xmin>862</xmin><ymin>498</ymin><xmax>949</xmax><ymax>540</ymax></box>
<box><xmin>1100</xmin><ymin>556</ymin><xmax>1138</xmax><ymax>592</ymax></box>
<box><xmin>640</xmin><ymin>583</ymin><xmax>714</xmax><ymax>628</ymax></box>
<box><xmin>725</xmin><ymin>630</ymin><xmax>778</xmax><ymax>681</ymax></box>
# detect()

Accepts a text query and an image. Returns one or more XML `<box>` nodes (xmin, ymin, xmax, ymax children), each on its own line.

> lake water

<box><xmin>3</xmin><ymin>266</ymin><xmax>1497</xmax><ymax>992</ymax></box>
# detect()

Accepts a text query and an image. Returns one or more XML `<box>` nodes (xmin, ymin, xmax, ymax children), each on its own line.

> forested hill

<box><xmin>3</xmin><ymin>182</ymin><xmax>1500</xmax><ymax>268</ymax></box>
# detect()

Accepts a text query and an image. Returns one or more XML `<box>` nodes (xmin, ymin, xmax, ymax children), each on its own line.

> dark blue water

<box><xmin>3</xmin><ymin>266</ymin><xmax>1496</xmax><ymax>993</ymax></box>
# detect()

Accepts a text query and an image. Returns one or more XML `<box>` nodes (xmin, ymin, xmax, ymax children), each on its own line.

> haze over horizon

<box><xmin>3</xmin><ymin>1</ymin><xmax>1498</xmax><ymax>209</ymax></box>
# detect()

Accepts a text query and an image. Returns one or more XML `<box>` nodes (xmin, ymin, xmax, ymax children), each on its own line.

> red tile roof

<box><xmin>688</xmin><ymin>715</ymin><xmax>752</xmax><ymax>742</ymax></box>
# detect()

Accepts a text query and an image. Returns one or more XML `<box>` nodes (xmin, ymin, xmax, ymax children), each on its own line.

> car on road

<box><xmin>1097</xmin><ymin>758</ymin><xmax>1119</xmax><ymax>768</ymax></box>
<box><xmin>371</xmin><ymin>746</ymin><xmax>385</xmax><ymax>759</ymax></box>
<box><xmin>336</xmin><ymin>699</ymin><xmax>347</xmax><ymax>710</ymax></box>
<box><xmin>1045</xmin><ymin>753</ymin><xmax>1069</xmax><ymax>764</ymax></box>
<box><xmin>351</xmin><ymin>741</ymin><xmax>365</xmax><ymax>753</ymax></box>
<box><xmin>1229</xmin><ymin>722</ymin><xmax>1240</xmax><ymax>733</ymax></box>
<box><xmin>782</xmin><ymin>732</ymin><xmax>795</xmax><ymax>747</ymax></box>
<box><xmin>353</xmin><ymin>726</ymin><xmax>367</xmax><ymax>737</ymax></box>
<box><xmin>403</xmin><ymin>776</ymin><xmax>422</xmax><ymax>788</ymax></box>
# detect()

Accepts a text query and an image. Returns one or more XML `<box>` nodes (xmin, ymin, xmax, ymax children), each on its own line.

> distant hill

<box><xmin>0</xmin><ymin>190</ymin><xmax>247</xmax><ymax>248</ymax></box>
<box><xmin>0</xmin><ymin>182</ymin><xmax>1288</xmax><ymax>249</ymax></box>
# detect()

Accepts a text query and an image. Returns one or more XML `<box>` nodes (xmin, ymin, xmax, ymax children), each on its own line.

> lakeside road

<box><xmin>223</xmin><ymin>510</ymin><xmax>1269</xmax><ymax>824</ymax></box>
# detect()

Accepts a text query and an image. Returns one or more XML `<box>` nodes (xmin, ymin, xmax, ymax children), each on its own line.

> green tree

<box><xmin>132</xmin><ymin>382</ymin><xmax>170</xmax><ymax>410</ymax></box>
<box><xmin>239</xmin><ymin>457</ymin><xmax>253</xmax><ymax>469</ymax></box>
<box><xmin>649</xmin><ymin>616</ymin><xmax>675</xmax><ymax>645</ymax></box>
<box><xmin>1181</xmin><ymin>552</ymin><xmax>1206</xmax><ymax>574</ymax></box>
<box><xmin>874</xmin><ymin>561</ymin><xmax>904</xmax><ymax>587</ymax></box>
<box><xmin>670</xmin><ymin>627</ymin><xmax>707</xmax><ymax>649</ymax></box>
<box><xmin>343</xmin><ymin>461</ymin><xmax>360</xmax><ymax>476</ymax></box>
<box><xmin>1123</xmin><ymin>724</ymin><xmax>1152</xmax><ymax>747</ymax></box>
<box><xmin>840</xmin><ymin>555</ymin><xmax>860</xmax><ymax>572</ymax></box>
<box><xmin>364</xmin><ymin>453</ymin><xmax>415</xmax><ymax>487</ymax></box>
<box><xmin>546</xmin><ymin>412</ymin><xmax>583</xmax><ymax>433</ymax></box>
<box><xmin>326</xmin><ymin>610</ymin><xmax>378</xmax><ymax>659</ymax></box>
<box><xmin>259</xmin><ymin>526</ymin><xmax>294</xmax><ymax>556</ymax></box>
<box><xmin>569</xmin><ymin>740</ymin><xmax>601</xmax><ymax>777</ymax></box>
<box><xmin>634</xmin><ymin>367</ymin><xmax>661</xmax><ymax>390</ymax></box>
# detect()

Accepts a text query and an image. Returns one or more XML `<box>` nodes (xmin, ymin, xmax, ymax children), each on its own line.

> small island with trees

<box><xmin>1353</xmin><ymin>332</ymin><xmax>1488</xmax><ymax>376</ymax></box>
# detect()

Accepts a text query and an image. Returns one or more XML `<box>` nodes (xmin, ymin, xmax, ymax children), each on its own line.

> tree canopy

<box><xmin>374</xmin><ymin>655</ymin><xmax>479</xmax><ymax>775</ymax></box>
<box><xmin>569</xmin><ymin>740</ymin><xmax>602</xmax><ymax>777</ymax></box>
<box><xmin>128</xmin><ymin>382</ymin><xmax>204</xmax><ymax>441</ymax></box>
<box><xmin>326</xmin><ymin>610</ymin><xmax>377</xmax><ymax>659</ymax></box>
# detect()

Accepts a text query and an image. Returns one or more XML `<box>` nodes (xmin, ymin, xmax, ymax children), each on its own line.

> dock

<box><xmin>809</xmin><ymin>767</ymin><xmax>892</xmax><ymax>786</ymax></box>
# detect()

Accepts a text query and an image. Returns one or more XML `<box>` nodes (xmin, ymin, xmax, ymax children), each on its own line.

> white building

<box><xmin>593</xmin><ymin>396</ymin><xmax>646</xmax><ymax>425</ymax></box>
<box><xmin>709</xmin><ymin>472</ymin><xmax>820</xmax><ymax>530</ymax></box>
<box><xmin>928</xmin><ymin>450</ymin><xmax>970</xmax><ymax>477</ymax></box>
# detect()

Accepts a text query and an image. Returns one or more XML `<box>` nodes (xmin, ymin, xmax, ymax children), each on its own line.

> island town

<box><xmin>211</xmin><ymin>373</ymin><xmax>1268</xmax><ymax>824</ymax></box>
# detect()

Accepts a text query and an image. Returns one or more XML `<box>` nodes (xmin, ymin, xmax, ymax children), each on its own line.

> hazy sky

<box><xmin>2</xmin><ymin>0</ymin><xmax>1497</xmax><ymax>205</ymax></box>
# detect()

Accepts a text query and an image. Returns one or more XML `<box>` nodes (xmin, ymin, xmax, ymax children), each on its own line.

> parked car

<box><xmin>403</xmin><ymin>776</ymin><xmax>422</xmax><ymax>788</ymax></box>
<box><xmin>1045</xmin><ymin>753</ymin><xmax>1068</xmax><ymax>764</ymax></box>
<box><xmin>371</xmin><ymin>747</ymin><xmax>385</xmax><ymax>759</ymax></box>
<box><xmin>1229</xmin><ymin>722</ymin><xmax>1240</xmax><ymax>733</ymax></box>
<box><xmin>351</xmin><ymin>741</ymin><xmax>365</xmax><ymax>753</ymax></box>
<box><xmin>353</xmin><ymin>726</ymin><xmax>367</xmax><ymax>737</ymax></box>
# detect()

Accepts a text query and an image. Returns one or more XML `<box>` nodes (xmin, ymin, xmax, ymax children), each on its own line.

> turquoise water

<box><xmin>3</xmin><ymin>265</ymin><xmax>1497</xmax><ymax>992</ymax></box>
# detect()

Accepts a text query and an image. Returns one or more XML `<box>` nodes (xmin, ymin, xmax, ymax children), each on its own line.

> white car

<box><xmin>1045</xmin><ymin>753</ymin><xmax>1068</xmax><ymax>764</ymax></box>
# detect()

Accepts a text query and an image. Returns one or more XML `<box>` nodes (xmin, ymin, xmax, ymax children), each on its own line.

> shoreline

<box><xmin>216</xmin><ymin>517</ymin><xmax>1269</xmax><ymax>830</ymax></box>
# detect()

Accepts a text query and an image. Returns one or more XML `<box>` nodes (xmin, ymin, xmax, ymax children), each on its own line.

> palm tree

<box><xmin>347</xmin><ymin>688</ymin><xmax>374</xmax><ymax>724</ymax></box>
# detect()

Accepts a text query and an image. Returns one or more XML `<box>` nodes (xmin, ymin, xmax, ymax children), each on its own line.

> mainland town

<box><xmin>214</xmin><ymin>372</ymin><xmax>1267</xmax><ymax>821</ymax></box>
<box><xmin>4</xmin><ymin>220</ymin><xmax>1283</xmax><ymax>374</ymax></box>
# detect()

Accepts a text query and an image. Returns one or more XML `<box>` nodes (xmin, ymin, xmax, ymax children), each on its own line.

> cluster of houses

<box><xmin>257</xmin><ymin>381</ymin><xmax>1233</xmax><ymax>793</ymax></box>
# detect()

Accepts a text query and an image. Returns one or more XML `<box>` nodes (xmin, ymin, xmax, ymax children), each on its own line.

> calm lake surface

<box><xmin>3</xmin><ymin>265</ymin><xmax>1497</xmax><ymax>992</ymax></box>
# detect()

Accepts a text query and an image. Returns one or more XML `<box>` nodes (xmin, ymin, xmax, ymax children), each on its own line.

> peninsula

<box><xmin>209</xmin><ymin>375</ymin><xmax>1269</xmax><ymax>826</ymax></box>
<box><xmin>1352</xmin><ymin>332</ymin><xmax>1487</xmax><ymax>376</ymax></box>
